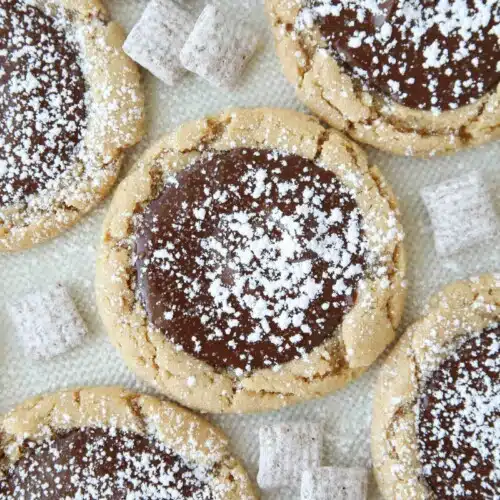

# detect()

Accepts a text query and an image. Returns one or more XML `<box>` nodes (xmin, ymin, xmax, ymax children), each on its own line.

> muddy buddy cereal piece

<box><xmin>421</xmin><ymin>172</ymin><xmax>499</xmax><ymax>256</ymax></box>
<box><xmin>180</xmin><ymin>3</ymin><xmax>259</xmax><ymax>89</ymax></box>
<box><xmin>9</xmin><ymin>284</ymin><xmax>87</xmax><ymax>360</ymax></box>
<box><xmin>245</xmin><ymin>0</ymin><xmax>265</xmax><ymax>8</ymax></box>
<box><xmin>240</xmin><ymin>0</ymin><xmax>264</xmax><ymax>8</ymax></box>
<box><xmin>0</xmin><ymin>387</ymin><xmax>258</xmax><ymax>499</ymax></box>
<box><xmin>0</xmin><ymin>0</ymin><xmax>144</xmax><ymax>251</ymax></box>
<box><xmin>301</xmin><ymin>467</ymin><xmax>368</xmax><ymax>500</ymax></box>
<box><xmin>124</xmin><ymin>0</ymin><xmax>196</xmax><ymax>85</ymax></box>
<box><xmin>257</xmin><ymin>422</ymin><xmax>323</xmax><ymax>489</ymax></box>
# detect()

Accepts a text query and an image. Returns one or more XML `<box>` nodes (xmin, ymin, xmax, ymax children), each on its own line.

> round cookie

<box><xmin>372</xmin><ymin>274</ymin><xmax>500</xmax><ymax>499</ymax></box>
<box><xmin>265</xmin><ymin>0</ymin><xmax>500</xmax><ymax>157</ymax></box>
<box><xmin>0</xmin><ymin>0</ymin><xmax>144</xmax><ymax>251</ymax></box>
<box><xmin>96</xmin><ymin>108</ymin><xmax>406</xmax><ymax>413</ymax></box>
<box><xmin>0</xmin><ymin>387</ymin><xmax>257</xmax><ymax>499</ymax></box>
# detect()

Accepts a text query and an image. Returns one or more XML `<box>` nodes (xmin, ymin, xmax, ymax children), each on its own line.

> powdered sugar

<box><xmin>199</xmin><ymin>195</ymin><xmax>362</xmax><ymax>336</ymax></box>
<box><xmin>299</xmin><ymin>0</ymin><xmax>498</xmax><ymax>49</ymax></box>
<box><xmin>417</xmin><ymin>326</ymin><xmax>500</xmax><ymax>498</ymax></box>
<box><xmin>134</xmin><ymin>148</ymin><xmax>367</xmax><ymax>373</ymax></box>
<box><xmin>1</xmin><ymin>426</ymin><xmax>215</xmax><ymax>499</ymax></box>
<box><xmin>0</xmin><ymin>0</ymin><xmax>143</xmax><ymax>246</ymax></box>
<box><xmin>0</xmin><ymin>0</ymin><xmax>87</xmax><ymax>206</ymax></box>
<box><xmin>296</xmin><ymin>0</ymin><xmax>500</xmax><ymax>111</ymax></box>
<box><xmin>0</xmin><ymin>2</ymin><xmax>495</xmax><ymax>499</ymax></box>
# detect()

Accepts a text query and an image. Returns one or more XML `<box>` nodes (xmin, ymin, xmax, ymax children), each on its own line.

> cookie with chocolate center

<box><xmin>0</xmin><ymin>387</ymin><xmax>257</xmax><ymax>499</ymax></box>
<box><xmin>96</xmin><ymin>108</ymin><xmax>406</xmax><ymax>413</ymax></box>
<box><xmin>266</xmin><ymin>0</ymin><xmax>500</xmax><ymax>157</ymax></box>
<box><xmin>372</xmin><ymin>274</ymin><xmax>500</xmax><ymax>499</ymax></box>
<box><xmin>0</xmin><ymin>0</ymin><xmax>144</xmax><ymax>251</ymax></box>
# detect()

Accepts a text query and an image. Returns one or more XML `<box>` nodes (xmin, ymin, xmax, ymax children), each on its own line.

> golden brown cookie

<box><xmin>265</xmin><ymin>0</ymin><xmax>500</xmax><ymax>157</ymax></box>
<box><xmin>372</xmin><ymin>274</ymin><xmax>500</xmax><ymax>499</ymax></box>
<box><xmin>0</xmin><ymin>0</ymin><xmax>144</xmax><ymax>251</ymax></box>
<box><xmin>96</xmin><ymin>108</ymin><xmax>406</xmax><ymax>413</ymax></box>
<box><xmin>0</xmin><ymin>387</ymin><xmax>257</xmax><ymax>499</ymax></box>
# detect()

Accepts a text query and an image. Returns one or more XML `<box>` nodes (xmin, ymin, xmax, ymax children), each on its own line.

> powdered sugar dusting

<box><xmin>200</xmin><ymin>177</ymin><xmax>363</xmax><ymax>340</ymax></box>
<box><xmin>0</xmin><ymin>0</ymin><xmax>143</xmax><ymax>245</ymax></box>
<box><xmin>417</xmin><ymin>326</ymin><xmax>500</xmax><ymax>498</ymax></box>
<box><xmin>134</xmin><ymin>148</ymin><xmax>367</xmax><ymax>374</ymax></box>
<box><xmin>0</xmin><ymin>0</ymin><xmax>87</xmax><ymax>206</ymax></box>
<box><xmin>0</xmin><ymin>427</ymin><xmax>215</xmax><ymax>499</ymax></box>
<box><xmin>297</xmin><ymin>0</ymin><xmax>500</xmax><ymax>111</ymax></box>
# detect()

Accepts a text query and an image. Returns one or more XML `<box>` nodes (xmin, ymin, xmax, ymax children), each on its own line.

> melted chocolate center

<box><xmin>417</xmin><ymin>326</ymin><xmax>500</xmax><ymax>498</ymax></box>
<box><xmin>0</xmin><ymin>427</ymin><xmax>213</xmax><ymax>499</ymax></box>
<box><xmin>300</xmin><ymin>0</ymin><xmax>500</xmax><ymax>111</ymax></box>
<box><xmin>0</xmin><ymin>0</ymin><xmax>87</xmax><ymax>206</ymax></box>
<box><xmin>134</xmin><ymin>148</ymin><xmax>366</xmax><ymax>373</ymax></box>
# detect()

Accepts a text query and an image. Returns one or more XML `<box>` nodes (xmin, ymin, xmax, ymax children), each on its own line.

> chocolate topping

<box><xmin>134</xmin><ymin>148</ymin><xmax>366</xmax><ymax>373</ymax></box>
<box><xmin>0</xmin><ymin>0</ymin><xmax>87</xmax><ymax>206</ymax></box>
<box><xmin>298</xmin><ymin>0</ymin><xmax>500</xmax><ymax>111</ymax></box>
<box><xmin>0</xmin><ymin>427</ymin><xmax>213</xmax><ymax>499</ymax></box>
<box><xmin>417</xmin><ymin>326</ymin><xmax>500</xmax><ymax>499</ymax></box>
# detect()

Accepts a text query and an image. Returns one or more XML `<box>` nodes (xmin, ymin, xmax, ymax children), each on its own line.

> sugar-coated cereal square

<box><xmin>421</xmin><ymin>172</ymin><xmax>499</xmax><ymax>255</ymax></box>
<box><xmin>258</xmin><ymin>422</ymin><xmax>323</xmax><ymax>489</ymax></box>
<box><xmin>301</xmin><ymin>466</ymin><xmax>368</xmax><ymax>500</ymax></box>
<box><xmin>123</xmin><ymin>0</ymin><xmax>196</xmax><ymax>85</ymax></box>
<box><xmin>180</xmin><ymin>3</ymin><xmax>259</xmax><ymax>89</ymax></box>
<box><xmin>9</xmin><ymin>284</ymin><xmax>88</xmax><ymax>360</ymax></box>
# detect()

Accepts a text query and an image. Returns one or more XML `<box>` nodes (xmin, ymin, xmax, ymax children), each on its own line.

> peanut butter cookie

<box><xmin>0</xmin><ymin>387</ymin><xmax>257</xmax><ymax>499</ymax></box>
<box><xmin>266</xmin><ymin>0</ymin><xmax>500</xmax><ymax>157</ymax></box>
<box><xmin>96</xmin><ymin>108</ymin><xmax>406</xmax><ymax>413</ymax></box>
<box><xmin>372</xmin><ymin>274</ymin><xmax>500</xmax><ymax>499</ymax></box>
<box><xmin>0</xmin><ymin>0</ymin><xmax>144</xmax><ymax>251</ymax></box>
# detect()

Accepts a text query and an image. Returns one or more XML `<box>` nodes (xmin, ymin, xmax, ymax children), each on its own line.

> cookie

<box><xmin>0</xmin><ymin>387</ymin><xmax>257</xmax><ymax>499</ymax></box>
<box><xmin>372</xmin><ymin>274</ymin><xmax>500</xmax><ymax>499</ymax></box>
<box><xmin>265</xmin><ymin>0</ymin><xmax>500</xmax><ymax>157</ymax></box>
<box><xmin>96</xmin><ymin>108</ymin><xmax>406</xmax><ymax>413</ymax></box>
<box><xmin>0</xmin><ymin>0</ymin><xmax>144</xmax><ymax>251</ymax></box>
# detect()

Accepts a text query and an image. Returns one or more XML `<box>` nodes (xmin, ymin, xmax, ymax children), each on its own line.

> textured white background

<box><xmin>1</xmin><ymin>1</ymin><xmax>499</xmax><ymax>498</ymax></box>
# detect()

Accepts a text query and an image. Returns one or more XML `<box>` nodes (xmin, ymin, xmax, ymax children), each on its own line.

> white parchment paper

<box><xmin>1</xmin><ymin>1</ymin><xmax>499</xmax><ymax>498</ymax></box>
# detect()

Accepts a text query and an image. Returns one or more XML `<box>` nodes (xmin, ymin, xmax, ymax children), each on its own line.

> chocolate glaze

<box><xmin>0</xmin><ymin>427</ymin><xmax>213</xmax><ymax>499</ymax></box>
<box><xmin>303</xmin><ymin>0</ymin><xmax>500</xmax><ymax>111</ymax></box>
<box><xmin>134</xmin><ymin>148</ymin><xmax>366</xmax><ymax>373</ymax></box>
<box><xmin>0</xmin><ymin>0</ymin><xmax>87</xmax><ymax>205</ymax></box>
<box><xmin>417</xmin><ymin>326</ymin><xmax>500</xmax><ymax>498</ymax></box>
